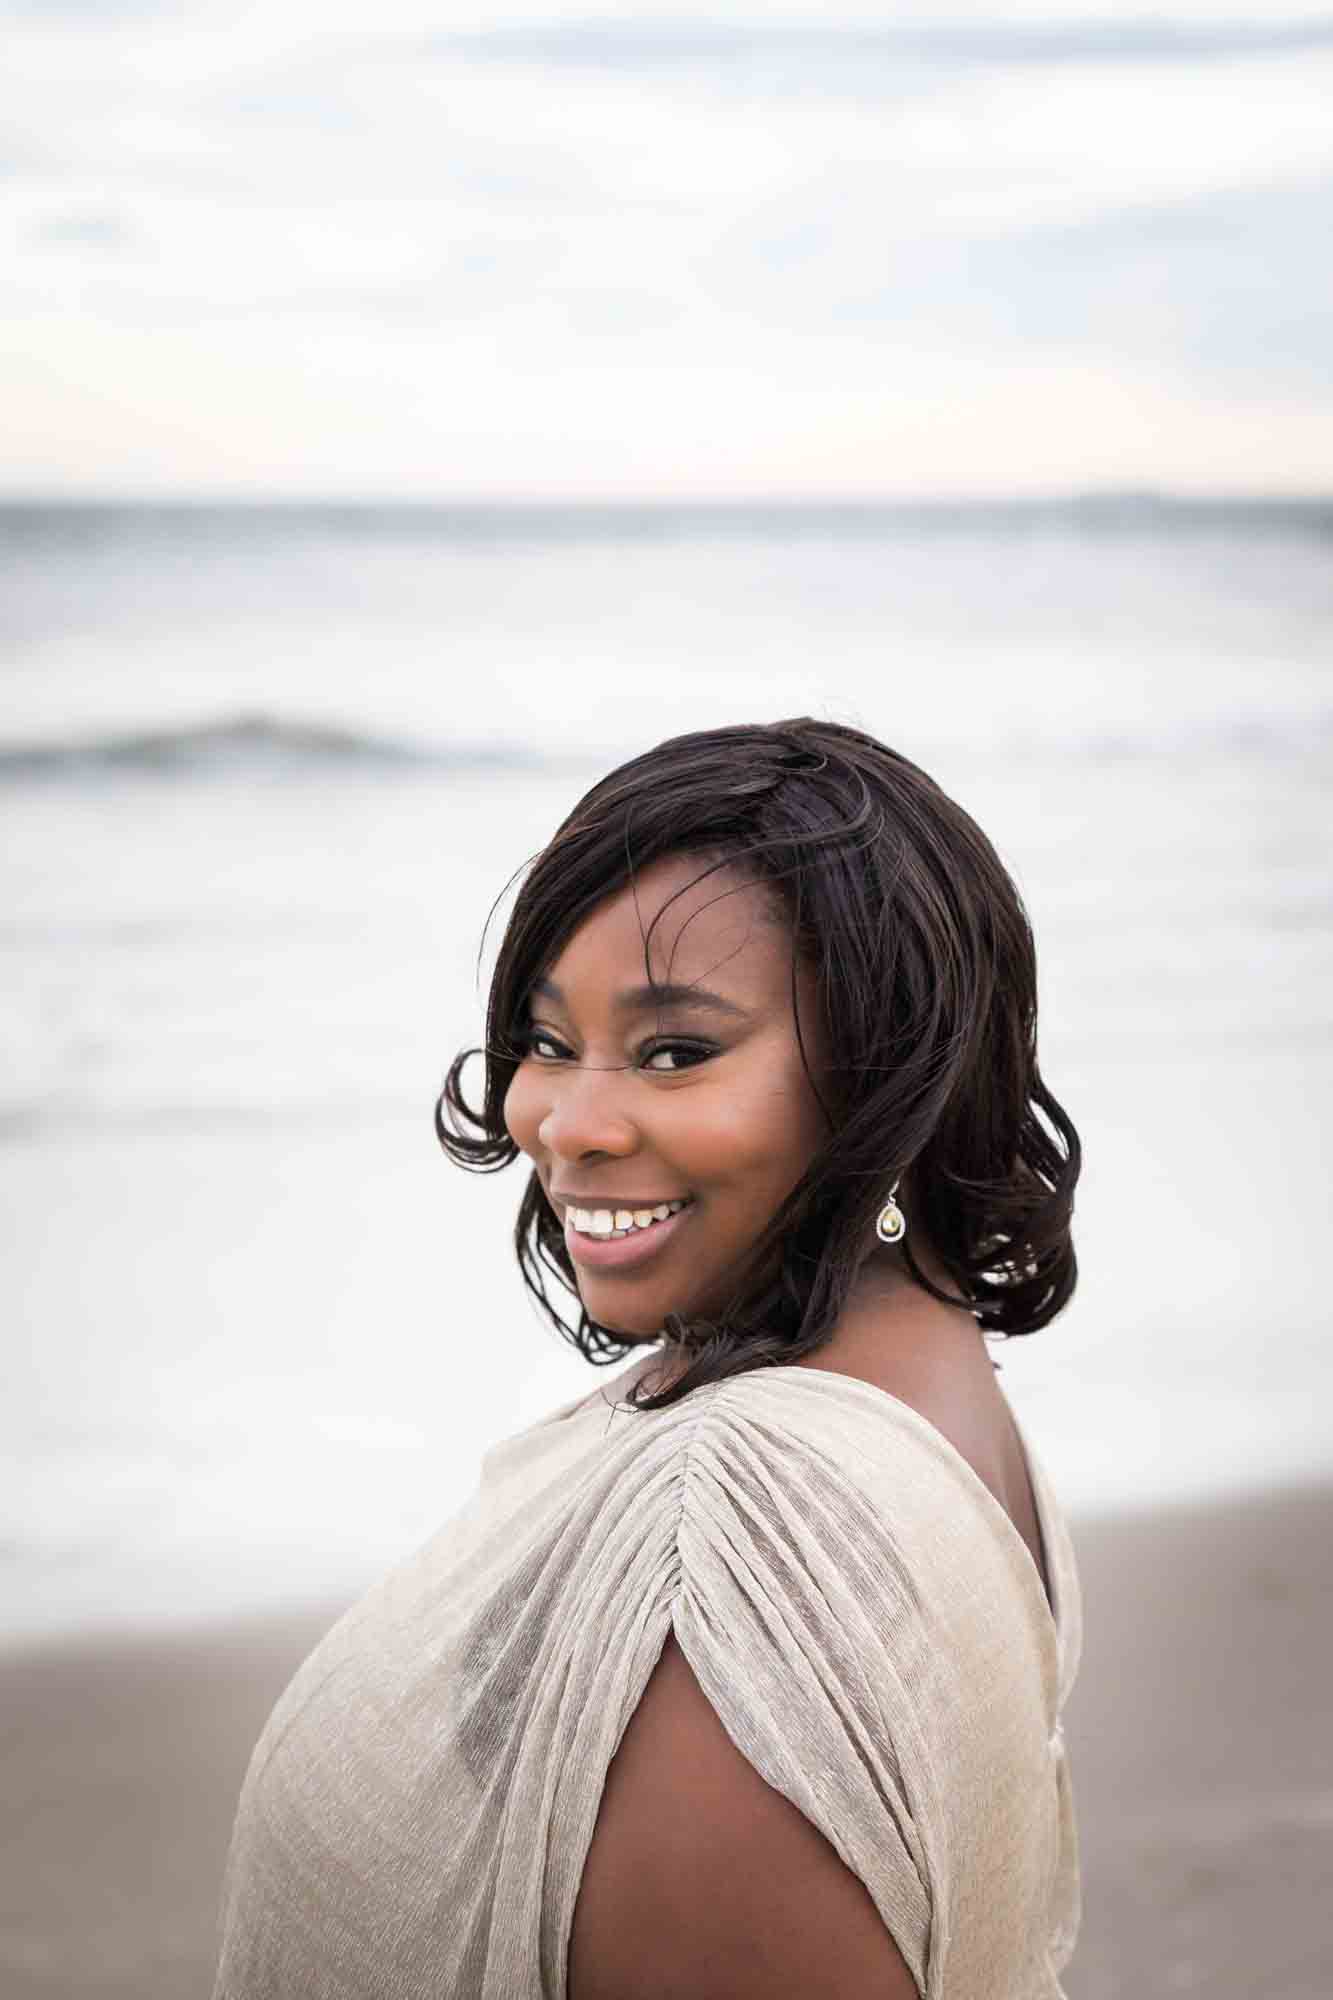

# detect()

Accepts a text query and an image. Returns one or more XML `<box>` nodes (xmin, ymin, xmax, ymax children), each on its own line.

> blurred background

<box><xmin>2</xmin><ymin>4</ymin><xmax>1331</xmax><ymax>1997</ymax></box>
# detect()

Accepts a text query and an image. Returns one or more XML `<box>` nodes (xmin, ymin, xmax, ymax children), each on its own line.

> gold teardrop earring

<box><xmin>875</xmin><ymin>1179</ymin><xmax>907</xmax><ymax>1245</ymax></box>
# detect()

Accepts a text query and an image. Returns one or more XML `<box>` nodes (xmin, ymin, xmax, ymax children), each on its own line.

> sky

<box><xmin>3</xmin><ymin>3</ymin><xmax>1332</xmax><ymax>497</ymax></box>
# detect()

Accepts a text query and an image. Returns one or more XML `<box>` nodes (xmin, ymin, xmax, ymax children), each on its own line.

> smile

<box><xmin>561</xmin><ymin>1197</ymin><xmax>694</xmax><ymax>1273</ymax></box>
<box><xmin>565</xmin><ymin>1198</ymin><xmax>690</xmax><ymax>1239</ymax></box>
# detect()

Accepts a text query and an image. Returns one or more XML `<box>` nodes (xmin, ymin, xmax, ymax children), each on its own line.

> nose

<box><xmin>536</xmin><ymin>1062</ymin><xmax>639</xmax><ymax>1164</ymax></box>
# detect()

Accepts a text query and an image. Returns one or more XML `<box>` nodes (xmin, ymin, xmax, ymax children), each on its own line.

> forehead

<box><xmin>544</xmin><ymin>852</ymin><xmax>788</xmax><ymax>995</ymax></box>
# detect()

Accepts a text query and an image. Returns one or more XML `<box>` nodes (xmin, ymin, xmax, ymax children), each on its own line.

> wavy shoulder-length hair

<box><xmin>436</xmin><ymin>717</ymin><xmax>1080</xmax><ymax>1413</ymax></box>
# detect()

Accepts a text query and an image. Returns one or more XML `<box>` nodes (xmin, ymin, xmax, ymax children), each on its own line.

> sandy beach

<box><xmin>1</xmin><ymin>1481</ymin><xmax>1329</xmax><ymax>2000</ymax></box>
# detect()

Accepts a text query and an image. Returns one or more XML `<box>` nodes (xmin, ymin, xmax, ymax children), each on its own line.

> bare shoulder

<box><xmin>567</xmin><ymin>1631</ymin><xmax>920</xmax><ymax>2000</ymax></box>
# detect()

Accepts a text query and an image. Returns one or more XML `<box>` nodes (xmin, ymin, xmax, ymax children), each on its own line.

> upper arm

<box><xmin>567</xmin><ymin>1631</ymin><xmax>921</xmax><ymax>2000</ymax></box>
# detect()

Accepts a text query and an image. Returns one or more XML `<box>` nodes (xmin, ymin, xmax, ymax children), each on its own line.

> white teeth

<box><xmin>567</xmin><ymin>1198</ymin><xmax>690</xmax><ymax>1239</ymax></box>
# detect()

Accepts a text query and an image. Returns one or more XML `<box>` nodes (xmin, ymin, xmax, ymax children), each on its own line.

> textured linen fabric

<box><xmin>212</xmin><ymin>1356</ymin><xmax>1082</xmax><ymax>2000</ymax></box>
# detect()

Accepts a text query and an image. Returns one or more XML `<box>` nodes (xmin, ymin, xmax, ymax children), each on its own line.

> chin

<box><xmin>574</xmin><ymin>1283</ymin><xmax>675</xmax><ymax>1342</ymax></box>
<box><xmin>581</xmin><ymin>1302</ymin><xmax>665</xmax><ymax>1344</ymax></box>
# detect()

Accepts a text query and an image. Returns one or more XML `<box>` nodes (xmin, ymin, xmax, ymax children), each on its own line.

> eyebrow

<box><xmin>530</xmin><ymin>975</ymin><xmax>752</xmax><ymax>1021</ymax></box>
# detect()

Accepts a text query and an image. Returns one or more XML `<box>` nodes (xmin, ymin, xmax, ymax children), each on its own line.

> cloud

<box><xmin>28</xmin><ymin>208</ymin><xmax>135</xmax><ymax>248</ymax></box>
<box><xmin>433</xmin><ymin>18</ymin><xmax>1333</xmax><ymax>79</ymax></box>
<box><xmin>2</xmin><ymin>4</ymin><xmax>1332</xmax><ymax>491</ymax></box>
<box><xmin>800</xmin><ymin>178</ymin><xmax>1333</xmax><ymax>393</ymax></box>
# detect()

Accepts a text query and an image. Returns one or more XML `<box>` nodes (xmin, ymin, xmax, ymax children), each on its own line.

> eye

<box><xmin>520</xmin><ymin>1025</ymin><xmax>571</xmax><ymax>1061</ymax></box>
<box><xmin>640</xmin><ymin>1040</ymin><xmax>715</xmax><ymax>1073</ymax></box>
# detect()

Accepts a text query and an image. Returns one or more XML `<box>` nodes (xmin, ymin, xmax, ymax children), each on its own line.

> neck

<box><xmin>641</xmin><ymin>1241</ymin><xmax>987</xmax><ymax>1398</ymax></box>
<box><xmin>827</xmin><ymin>1245</ymin><xmax>996</xmax><ymax>1382</ymax></box>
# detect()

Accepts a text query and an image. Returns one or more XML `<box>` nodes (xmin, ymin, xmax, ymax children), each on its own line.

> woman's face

<box><xmin>503</xmin><ymin>852</ymin><xmax>832</xmax><ymax>1341</ymax></box>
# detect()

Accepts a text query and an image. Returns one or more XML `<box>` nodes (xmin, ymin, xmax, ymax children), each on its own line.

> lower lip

<box><xmin>564</xmin><ymin>1203</ymin><xmax>693</xmax><ymax>1272</ymax></box>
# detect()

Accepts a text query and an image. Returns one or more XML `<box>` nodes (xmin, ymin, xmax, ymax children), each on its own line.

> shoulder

<box><xmin>553</xmin><ymin>1368</ymin><xmax>1063</xmax><ymax>2000</ymax></box>
<box><xmin>577</xmin><ymin>1365</ymin><xmax>1031</xmax><ymax>1655</ymax></box>
<box><xmin>556</xmin><ymin>1371</ymin><xmax>993</xmax><ymax>2000</ymax></box>
<box><xmin>568</xmin><ymin>1628</ymin><xmax>921</xmax><ymax>2000</ymax></box>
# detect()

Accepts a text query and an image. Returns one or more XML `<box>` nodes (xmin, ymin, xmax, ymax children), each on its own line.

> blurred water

<box><xmin>2</xmin><ymin>500</ymin><xmax>1331</xmax><ymax>1643</ymax></box>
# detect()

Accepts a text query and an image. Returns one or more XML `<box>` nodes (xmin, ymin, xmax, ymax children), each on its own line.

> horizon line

<box><xmin>3</xmin><ymin>487</ymin><xmax>1332</xmax><ymax>510</ymax></box>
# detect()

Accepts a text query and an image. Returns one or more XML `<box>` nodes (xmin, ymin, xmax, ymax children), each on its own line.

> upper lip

<box><xmin>550</xmin><ymin>1191</ymin><xmax>692</xmax><ymax>1210</ymax></box>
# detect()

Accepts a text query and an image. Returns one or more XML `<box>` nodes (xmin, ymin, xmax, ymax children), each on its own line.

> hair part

<box><xmin>436</xmin><ymin>717</ymin><xmax>1081</xmax><ymax>1412</ymax></box>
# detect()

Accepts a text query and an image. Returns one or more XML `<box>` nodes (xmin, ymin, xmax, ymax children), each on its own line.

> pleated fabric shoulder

<box><xmin>212</xmin><ymin>1359</ymin><xmax>1081</xmax><ymax>2000</ymax></box>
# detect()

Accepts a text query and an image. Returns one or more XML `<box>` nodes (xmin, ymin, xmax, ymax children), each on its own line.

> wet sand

<box><xmin>1</xmin><ymin>1481</ymin><xmax>1329</xmax><ymax>1998</ymax></box>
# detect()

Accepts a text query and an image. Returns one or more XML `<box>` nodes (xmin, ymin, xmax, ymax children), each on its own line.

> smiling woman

<box><xmin>443</xmin><ymin>716</ymin><xmax>1077</xmax><ymax>1391</ymax></box>
<box><xmin>502</xmin><ymin>856</ymin><xmax>832</xmax><ymax>1343</ymax></box>
<box><xmin>212</xmin><ymin>718</ymin><xmax>1083</xmax><ymax>2000</ymax></box>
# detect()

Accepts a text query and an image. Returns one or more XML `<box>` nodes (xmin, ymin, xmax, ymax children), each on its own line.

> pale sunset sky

<box><xmin>3</xmin><ymin>2</ymin><xmax>1332</xmax><ymax>497</ymax></box>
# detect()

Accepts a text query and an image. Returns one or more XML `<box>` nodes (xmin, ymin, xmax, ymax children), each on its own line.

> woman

<box><xmin>213</xmin><ymin>717</ymin><xmax>1083</xmax><ymax>1999</ymax></box>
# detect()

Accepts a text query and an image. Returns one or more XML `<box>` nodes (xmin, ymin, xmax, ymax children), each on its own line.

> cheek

<box><xmin>502</xmin><ymin>1068</ymin><xmax>540</xmax><ymax>1153</ymax></box>
<box><xmin>669</xmin><ymin>1066</ymin><xmax>822</xmax><ymax>1188</ymax></box>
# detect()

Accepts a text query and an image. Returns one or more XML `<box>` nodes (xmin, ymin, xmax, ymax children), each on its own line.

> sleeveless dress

<box><xmin>212</xmin><ymin>1355</ymin><xmax>1082</xmax><ymax>1999</ymax></box>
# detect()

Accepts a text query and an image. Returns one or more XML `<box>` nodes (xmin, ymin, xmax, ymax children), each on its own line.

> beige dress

<box><xmin>212</xmin><ymin>1354</ymin><xmax>1082</xmax><ymax>1999</ymax></box>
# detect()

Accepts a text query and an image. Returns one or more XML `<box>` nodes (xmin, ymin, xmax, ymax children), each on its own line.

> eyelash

<box><xmin>518</xmin><ymin>1027</ymin><xmax>716</xmax><ymax>1073</ymax></box>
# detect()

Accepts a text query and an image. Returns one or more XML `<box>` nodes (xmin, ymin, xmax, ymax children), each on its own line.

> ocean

<box><xmin>3</xmin><ymin>497</ymin><xmax>1331</xmax><ymax>1644</ymax></box>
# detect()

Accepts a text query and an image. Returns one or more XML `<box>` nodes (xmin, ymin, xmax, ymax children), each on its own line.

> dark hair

<box><xmin>436</xmin><ymin>717</ymin><xmax>1080</xmax><ymax>1413</ymax></box>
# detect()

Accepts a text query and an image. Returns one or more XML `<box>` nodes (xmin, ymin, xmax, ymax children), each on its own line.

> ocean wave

<box><xmin>0</xmin><ymin>712</ymin><xmax>549</xmax><ymax>779</ymax></box>
<box><xmin>1</xmin><ymin>705</ymin><xmax>1330</xmax><ymax>783</ymax></box>
<box><xmin>0</xmin><ymin>1095</ymin><xmax>415</xmax><ymax>1143</ymax></box>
